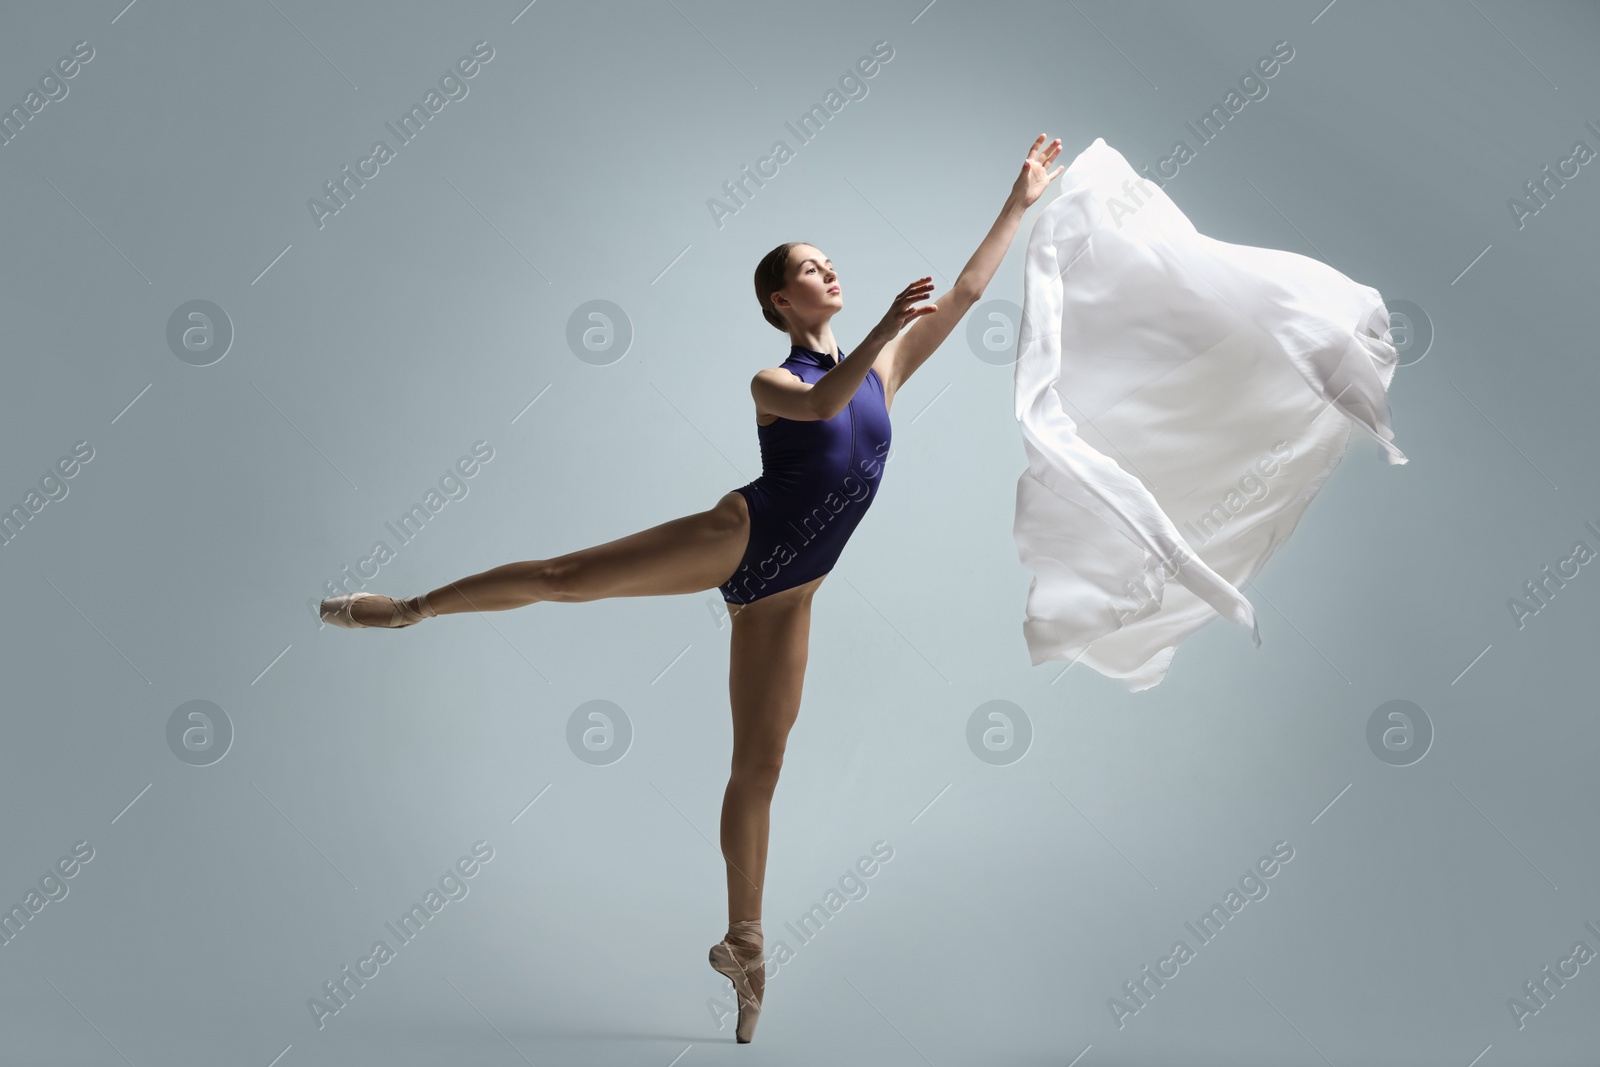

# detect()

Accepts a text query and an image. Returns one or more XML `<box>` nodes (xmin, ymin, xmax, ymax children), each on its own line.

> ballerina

<box><xmin>320</xmin><ymin>133</ymin><xmax>1065</xmax><ymax>1042</ymax></box>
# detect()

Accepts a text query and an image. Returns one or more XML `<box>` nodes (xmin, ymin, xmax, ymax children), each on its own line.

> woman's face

<box><xmin>778</xmin><ymin>245</ymin><xmax>841</xmax><ymax>323</ymax></box>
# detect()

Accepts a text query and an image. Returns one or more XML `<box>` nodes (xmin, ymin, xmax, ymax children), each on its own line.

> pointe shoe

<box><xmin>709</xmin><ymin>919</ymin><xmax>765</xmax><ymax>1043</ymax></box>
<box><xmin>319</xmin><ymin>592</ymin><xmax>437</xmax><ymax>629</ymax></box>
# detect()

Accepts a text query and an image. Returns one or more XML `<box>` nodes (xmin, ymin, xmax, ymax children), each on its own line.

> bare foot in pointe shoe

<box><xmin>709</xmin><ymin>919</ymin><xmax>765</xmax><ymax>1042</ymax></box>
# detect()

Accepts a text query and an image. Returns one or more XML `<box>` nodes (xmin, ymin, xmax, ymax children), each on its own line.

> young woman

<box><xmin>320</xmin><ymin>133</ymin><xmax>1064</xmax><ymax>1042</ymax></box>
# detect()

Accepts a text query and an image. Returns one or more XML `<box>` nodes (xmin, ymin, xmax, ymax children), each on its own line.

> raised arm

<box><xmin>878</xmin><ymin>134</ymin><xmax>1063</xmax><ymax>398</ymax></box>
<box><xmin>752</xmin><ymin>276</ymin><xmax>939</xmax><ymax>420</ymax></box>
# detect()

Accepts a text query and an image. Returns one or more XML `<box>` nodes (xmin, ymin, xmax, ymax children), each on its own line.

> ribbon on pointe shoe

<box><xmin>388</xmin><ymin>593</ymin><xmax>438</xmax><ymax>627</ymax></box>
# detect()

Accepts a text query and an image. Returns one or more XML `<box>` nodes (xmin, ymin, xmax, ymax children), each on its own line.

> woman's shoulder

<box><xmin>753</xmin><ymin>364</ymin><xmax>811</xmax><ymax>385</ymax></box>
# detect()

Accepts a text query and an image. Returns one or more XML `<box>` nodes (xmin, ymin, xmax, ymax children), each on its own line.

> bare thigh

<box><xmin>546</xmin><ymin>490</ymin><xmax>752</xmax><ymax>601</ymax></box>
<box><xmin>726</xmin><ymin>574</ymin><xmax>825</xmax><ymax>767</ymax></box>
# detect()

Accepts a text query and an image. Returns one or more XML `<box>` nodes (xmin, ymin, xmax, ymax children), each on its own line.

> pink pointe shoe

<box><xmin>319</xmin><ymin>592</ymin><xmax>437</xmax><ymax>629</ymax></box>
<box><xmin>709</xmin><ymin>919</ymin><xmax>765</xmax><ymax>1043</ymax></box>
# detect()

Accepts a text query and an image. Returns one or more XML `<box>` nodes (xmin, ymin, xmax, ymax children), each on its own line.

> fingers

<box><xmin>894</xmin><ymin>278</ymin><xmax>936</xmax><ymax>306</ymax></box>
<box><xmin>883</xmin><ymin>276</ymin><xmax>935</xmax><ymax>328</ymax></box>
<box><xmin>1027</xmin><ymin>134</ymin><xmax>1063</xmax><ymax>163</ymax></box>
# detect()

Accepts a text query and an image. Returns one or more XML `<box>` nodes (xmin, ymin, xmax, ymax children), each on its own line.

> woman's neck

<box><xmin>790</xmin><ymin>327</ymin><xmax>839</xmax><ymax>360</ymax></box>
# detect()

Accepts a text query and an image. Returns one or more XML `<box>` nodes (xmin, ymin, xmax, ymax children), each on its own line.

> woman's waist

<box><xmin>747</xmin><ymin>465</ymin><xmax>883</xmax><ymax>501</ymax></box>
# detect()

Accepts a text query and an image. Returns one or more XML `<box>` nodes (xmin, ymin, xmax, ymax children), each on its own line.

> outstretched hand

<box><xmin>867</xmin><ymin>276</ymin><xmax>938</xmax><ymax>345</ymax></box>
<box><xmin>1011</xmin><ymin>134</ymin><xmax>1065</xmax><ymax>208</ymax></box>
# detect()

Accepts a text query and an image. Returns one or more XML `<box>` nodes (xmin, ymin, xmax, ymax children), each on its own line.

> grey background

<box><xmin>2</xmin><ymin>0</ymin><xmax>1598</xmax><ymax>1064</ymax></box>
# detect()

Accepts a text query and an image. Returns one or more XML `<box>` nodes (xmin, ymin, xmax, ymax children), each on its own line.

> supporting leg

<box><xmin>720</xmin><ymin>577</ymin><xmax>820</xmax><ymax>931</ymax></box>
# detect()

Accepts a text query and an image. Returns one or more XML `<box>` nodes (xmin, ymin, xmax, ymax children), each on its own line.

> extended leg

<box><xmin>340</xmin><ymin>491</ymin><xmax>751</xmax><ymax>624</ymax></box>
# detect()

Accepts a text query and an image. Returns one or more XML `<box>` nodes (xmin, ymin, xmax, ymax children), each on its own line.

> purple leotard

<box><xmin>719</xmin><ymin>344</ymin><xmax>892</xmax><ymax>604</ymax></box>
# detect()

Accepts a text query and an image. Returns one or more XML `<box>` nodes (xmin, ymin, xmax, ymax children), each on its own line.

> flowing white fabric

<box><xmin>1013</xmin><ymin>137</ymin><xmax>1405</xmax><ymax>691</ymax></box>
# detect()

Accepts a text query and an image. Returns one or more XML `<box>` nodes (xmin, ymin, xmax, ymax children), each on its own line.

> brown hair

<box><xmin>753</xmin><ymin>241</ymin><xmax>810</xmax><ymax>332</ymax></box>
